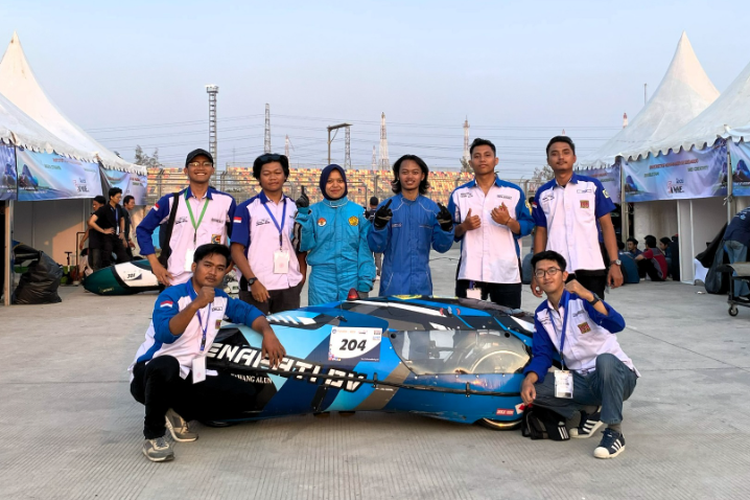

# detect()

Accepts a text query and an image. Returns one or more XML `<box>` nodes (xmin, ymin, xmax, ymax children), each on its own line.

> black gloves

<box><xmin>295</xmin><ymin>186</ymin><xmax>309</xmax><ymax>209</ymax></box>
<box><xmin>373</xmin><ymin>199</ymin><xmax>393</xmax><ymax>230</ymax></box>
<box><xmin>436</xmin><ymin>202</ymin><xmax>453</xmax><ymax>232</ymax></box>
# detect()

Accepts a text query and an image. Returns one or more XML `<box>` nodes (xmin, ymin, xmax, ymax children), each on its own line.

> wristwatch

<box><xmin>612</xmin><ymin>259</ymin><xmax>622</xmax><ymax>266</ymax></box>
<box><xmin>247</xmin><ymin>277</ymin><xmax>258</xmax><ymax>286</ymax></box>
<box><xmin>588</xmin><ymin>293</ymin><xmax>601</xmax><ymax>306</ymax></box>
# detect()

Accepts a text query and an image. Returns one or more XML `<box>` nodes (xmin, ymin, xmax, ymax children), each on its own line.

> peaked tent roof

<box><xmin>641</xmin><ymin>59</ymin><xmax>750</xmax><ymax>156</ymax></box>
<box><xmin>0</xmin><ymin>90</ymin><xmax>96</xmax><ymax>161</ymax></box>
<box><xmin>579</xmin><ymin>32</ymin><xmax>719</xmax><ymax>168</ymax></box>
<box><xmin>0</xmin><ymin>32</ymin><xmax>145</xmax><ymax>175</ymax></box>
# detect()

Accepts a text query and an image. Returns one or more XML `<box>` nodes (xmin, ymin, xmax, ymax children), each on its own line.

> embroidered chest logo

<box><xmin>348</xmin><ymin>216</ymin><xmax>359</xmax><ymax>226</ymax></box>
<box><xmin>317</xmin><ymin>218</ymin><xmax>327</xmax><ymax>227</ymax></box>
<box><xmin>577</xmin><ymin>322</ymin><xmax>592</xmax><ymax>334</ymax></box>
<box><xmin>580</xmin><ymin>200</ymin><xmax>590</xmax><ymax>209</ymax></box>
<box><xmin>211</xmin><ymin>234</ymin><xmax>221</xmax><ymax>244</ymax></box>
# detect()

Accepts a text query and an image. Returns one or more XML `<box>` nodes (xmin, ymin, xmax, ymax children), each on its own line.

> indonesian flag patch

<box><xmin>233</xmin><ymin>216</ymin><xmax>242</xmax><ymax>224</ymax></box>
<box><xmin>160</xmin><ymin>300</ymin><xmax>174</xmax><ymax>308</ymax></box>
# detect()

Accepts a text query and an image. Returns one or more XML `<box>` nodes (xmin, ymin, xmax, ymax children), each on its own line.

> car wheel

<box><xmin>467</xmin><ymin>350</ymin><xmax>526</xmax><ymax>431</ymax></box>
<box><xmin>478</xmin><ymin>417</ymin><xmax>523</xmax><ymax>431</ymax></box>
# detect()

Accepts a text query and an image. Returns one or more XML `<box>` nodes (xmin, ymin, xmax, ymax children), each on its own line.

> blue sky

<box><xmin>1</xmin><ymin>1</ymin><xmax>748</xmax><ymax>175</ymax></box>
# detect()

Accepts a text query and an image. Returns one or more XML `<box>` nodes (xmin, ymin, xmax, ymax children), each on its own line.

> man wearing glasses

<box><xmin>136</xmin><ymin>148</ymin><xmax>237</xmax><ymax>286</ymax></box>
<box><xmin>521</xmin><ymin>250</ymin><xmax>638</xmax><ymax>459</ymax></box>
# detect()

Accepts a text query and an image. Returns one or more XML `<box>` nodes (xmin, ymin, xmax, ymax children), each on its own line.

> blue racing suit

<box><xmin>294</xmin><ymin>196</ymin><xmax>376</xmax><ymax>305</ymax></box>
<box><xmin>367</xmin><ymin>194</ymin><xmax>454</xmax><ymax>297</ymax></box>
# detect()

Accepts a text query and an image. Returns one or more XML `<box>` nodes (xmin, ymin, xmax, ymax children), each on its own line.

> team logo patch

<box><xmin>211</xmin><ymin>234</ymin><xmax>221</xmax><ymax>244</ymax></box>
<box><xmin>348</xmin><ymin>216</ymin><xmax>359</xmax><ymax>226</ymax></box>
<box><xmin>160</xmin><ymin>300</ymin><xmax>173</xmax><ymax>308</ymax></box>
<box><xmin>215</xmin><ymin>319</ymin><xmax>222</xmax><ymax>330</ymax></box>
<box><xmin>603</xmin><ymin>189</ymin><xmax>610</xmax><ymax>199</ymax></box>
<box><xmin>578</xmin><ymin>322</ymin><xmax>592</xmax><ymax>334</ymax></box>
<box><xmin>317</xmin><ymin>218</ymin><xmax>327</xmax><ymax>227</ymax></box>
<box><xmin>580</xmin><ymin>200</ymin><xmax>590</xmax><ymax>209</ymax></box>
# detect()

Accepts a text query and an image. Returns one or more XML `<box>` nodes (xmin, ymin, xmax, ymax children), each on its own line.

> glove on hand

<box><xmin>295</xmin><ymin>186</ymin><xmax>310</xmax><ymax>209</ymax></box>
<box><xmin>373</xmin><ymin>199</ymin><xmax>393</xmax><ymax>230</ymax></box>
<box><xmin>436</xmin><ymin>202</ymin><xmax>453</xmax><ymax>232</ymax></box>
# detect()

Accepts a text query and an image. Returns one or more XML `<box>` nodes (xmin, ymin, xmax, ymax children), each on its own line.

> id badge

<box><xmin>184</xmin><ymin>248</ymin><xmax>195</xmax><ymax>272</ymax></box>
<box><xmin>554</xmin><ymin>370</ymin><xmax>574</xmax><ymax>399</ymax></box>
<box><xmin>467</xmin><ymin>287</ymin><xmax>482</xmax><ymax>300</ymax></box>
<box><xmin>273</xmin><ymin>250</ymin><xmax>290</xmax><ymax>274</ymax></box>
<box><xmin>192</xmin><ymin>356</ymin><xmax>206</xmax><ymax>384</ymax></box>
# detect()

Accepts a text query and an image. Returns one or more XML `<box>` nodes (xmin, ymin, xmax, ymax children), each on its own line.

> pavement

<box><xmin>1</xmin><ymin>245</ymin><xmax>749</xmax><ymax>500</ymax></box>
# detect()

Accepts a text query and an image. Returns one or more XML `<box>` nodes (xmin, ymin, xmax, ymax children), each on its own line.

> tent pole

<box><xmin>3</xmin><ymin>200</ymin><xmax>12</xmax><ymax>306</ymax></box>
<box><xmin>726</xmin><ymin>139</ymin><xmax>734</xmax><ymax>224</ymax></box>
<box><xmin>620</xmin><ymin>157</ymin><xmax>628</xmax><ymax>241</ymax></box>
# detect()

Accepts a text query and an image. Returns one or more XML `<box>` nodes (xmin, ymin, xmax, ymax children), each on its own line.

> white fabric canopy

<box><xmin>0</xmin><ymin>32</ymin><xmax>145</xmax><ymax>175</ymax></box>
<box><xmin>642</xmin><ymin>60</ymin><xmax>750</xmax><ymax>156</ymax></box>
<box><xmin>0</xmin><ymin>90</ymin><xmax>96</xmax><ymax>161</ymax></box>
<box><xmin>579</xmin><ymin>32</ymin><xmax>719</xmax><ymax>168</ymax></box>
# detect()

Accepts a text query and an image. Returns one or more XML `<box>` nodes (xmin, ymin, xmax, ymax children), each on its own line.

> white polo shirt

<box><xmin>233</xmin><ymin>191</ymin><xmax>302</xmax><ymax>291</ymax></box>
<box><xmin>448</xmin><ymin>176</ymin><xmax>534</xmax><ymax>284</ymax></box>
<box><xmin>532</xmin><ymin>174</ymin><xmax>615</xmax><ymax>272</ymax></box>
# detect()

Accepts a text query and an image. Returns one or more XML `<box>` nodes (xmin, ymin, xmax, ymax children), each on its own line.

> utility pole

<box><xmin>285</xmin><ymin>135</ymin><xmax>290</xmax><ymax>160</ymax></box>
<box><xmin>205</xmin><ymin>85</ymin><xmax>219</xmax><ymax>172</ymax></box>
<box><xmin>379</xmin><ymin>112</ymin><xmax>389</xmax><ymax>169</ymax></box>
<box><xmin>264</xmin><ymin>103</ymin><xmax>271</xmax><ymax>154</ymax></box>
<box><xmin>463</xmin><ymin>117</ymin><xmax>470</xmax><ymax>163</ymax></box>
<box><xmin>344</xmin><ymin>126</ymin><xmax>351</xmax><ymax>169</ymax></box>
<box><xmin>371</xmin><ymin>146</ymin><xmax>377</xmax><ymax>171</ymax></box>
<box><xmin>644</xmin><ymin>83</ymin><xmax>647</xmax><ymax>105</ymax></box>
<box><xmin>326</xmin><ymin>122</ymin><xmax>351</xmax><ymax>165</ymax></box>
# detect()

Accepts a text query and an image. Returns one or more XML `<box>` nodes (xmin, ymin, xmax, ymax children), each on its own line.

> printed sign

<box><xmin>729</xmin><ymin>141</ymin><xmax>750</xmax><ymax>197</ymax></box>
<box><xmin>575</xmin><ymin>162</ymin><xmax>621</xmax><ymax>204</ymax></box>
<box><xmin>16</xmin><ymin>148</ymin><xmax>102</xmax><ymax>201</ymax></box>
<box><xmin>328</xmin><ymin>327</ymin><xmax>382</xmax><ymax>362</ymax></box>
<box><xmin>101</xmin><ymin>167</ymin><xmax>148</xmax><ymax>205</ymax></box>
<box><xmin>0</xmin><ymin>143</ymin><xmax>16</xmax><ymax>200</ymax></box>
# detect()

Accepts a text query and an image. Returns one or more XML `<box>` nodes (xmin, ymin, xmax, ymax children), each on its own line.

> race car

<box><xmin>204</xmin><ymin>294</ymin><xmax>536</xmax><ymax>430</ymax></box>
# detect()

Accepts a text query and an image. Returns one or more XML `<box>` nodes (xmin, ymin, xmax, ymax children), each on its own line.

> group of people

<box><xmin>624</xmin><ymin>235</ymin><xmax>678</xmax><ymax>282</ymax></box>
<box><xmin>127</xmin><ymin>136</ymin><xmax>638</xmax><ymax>462</ymax></box>
<box><xmin>79</xmin><ymin>188</ymin><xmax>137</xmax><ymax>271</ymax></box>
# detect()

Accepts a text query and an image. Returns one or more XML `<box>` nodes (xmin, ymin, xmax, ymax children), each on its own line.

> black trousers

<box><xmin>455</xmin><ymin>280</ymin><xmax>522</xmax><ymax>309</ymax></box>
<box><xmin>131</xmin><ymin>356</ymin><xmax>258</xmax><ymax>439</ymax></box>
<box><xmin>101</xmin><ymin>235</ymin><xmax>130</xmax><ymax>268</ymax></box>
<box><xmin>239</xmin><ymin>282</ymin><xmax>303</xmax><ymax>315</ymax></box>
<box><xmin>637</xmin><ymin>260</ymin><xmax>665</xmax><ymax>282</ymax></box>
<box><xmin>567</xmin><ymin>270</ymin><xmax>607</xmax><ymax>298</ymax></box>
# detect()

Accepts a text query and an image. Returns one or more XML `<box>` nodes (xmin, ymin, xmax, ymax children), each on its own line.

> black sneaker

<box><xmin>594</xmin><ymin>428</ymin><xmax>626</xmax><ymax>459</ymax></box>
<box><xmin>570</xmin><ymin>408</ymin><xmax>603</xmax><ymax>439</ymax></box>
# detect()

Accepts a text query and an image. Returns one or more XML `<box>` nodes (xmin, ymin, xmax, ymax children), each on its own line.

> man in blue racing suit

<box><xmin>368</xmin><ymin>154</ymin><xmax>454</xmax><ymax>296</ymax></box>
<box><xmin>293</xmin><ymin>164</ymin><xmax>376</xmax><ymax>305</ymax></box>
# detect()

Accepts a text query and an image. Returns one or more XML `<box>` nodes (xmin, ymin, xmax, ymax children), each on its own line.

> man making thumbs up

<box><xmin>448</xmin><ymin>138</ymin><xmax>533</xmax><ymax>309</ymax></box>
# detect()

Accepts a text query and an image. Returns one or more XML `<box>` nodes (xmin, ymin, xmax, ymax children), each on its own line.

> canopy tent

<box><xmin>725</xmin><ymin>125</ymin><xmax>750</xmax><ymax>142</ymax></box>
<box><xmin>579</xmin><ymin>32</ymin><xmax>719</xmax><ymax>168</ymax></box>
<box><xmin>0</xmin><ymin>32</ymin><xmax>145</xmax><ymax>175</ymax></box>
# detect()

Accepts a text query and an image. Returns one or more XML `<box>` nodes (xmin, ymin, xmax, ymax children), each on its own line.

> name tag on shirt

<box><xmin>467</xmin><ymin>288</ymin><xmax>482</xmax><ymax>300</ymax></box>
<box><xmin>192</xmin><ymin>356</ymin><xmax>206</xmax><ymax>384</ymax></box>
<box><xmin>274</xmin><ymin>250</ymin><xmax>290</xmax><ymax>274</ymax></box>
<box><xmin>554</xmin><ymin>370</ymin><xmax>573</xmax><ymax>399</ymax></box>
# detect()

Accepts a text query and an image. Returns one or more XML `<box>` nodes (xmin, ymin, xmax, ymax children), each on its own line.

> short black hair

<box><xmin>391</xmin><ymin>154</ymin><xmax>430</xmax><ymax>194</ymax></box>
<box><xmin>193</xmin><ymin>243</ymin><xmax>232</xmax><ymax>266</ymax></box>
<box><xmin>253</xmin><ymin>153</ymin><xmax>290</xmax><ymax>180</ymax></box>
<box><xmin>108</xmin><ymin>187</ymin><xmax>122</xmax><ymax>199</ymax></box>
<box><xmin>123</xmin><ymin>195</ymin><xmax>134</xmax><ymax>205</ymax></box>
<box><xmin>531</xmin><ymin>250</ymin><xmax>567</xmax><ymax>272</ymax></box>
<box><xmin>660</xmin><ymin>237</ymin><xmax>671</xmax><ymax>246</ymax></box>
<box><xmin>644</xmin><ymin>235</ymin><xmax>657</xmax><ymax>248</ymax></box>
<box><xmin>369</xmin><ymin>196</ymin><xmax>379</xmax><ymax>206</ymax></box>
<box><xmin>546</xmin><ymin>136</ymin><xmax>576</xmax><ymax>156</ymax></box>
<box><xmin>626</xmin><ymin>237</ymin><xmax>638</xmax><ymax>246</ymax></box>
<box><xmin>93</xmin><ymin>195</ymin><xmax>106</xmax><ymax>204</ymax></box>
<box><xmin>469</xmin><ymin>138</ymin><xmax>496</xmax><ymax>156</ymax></box>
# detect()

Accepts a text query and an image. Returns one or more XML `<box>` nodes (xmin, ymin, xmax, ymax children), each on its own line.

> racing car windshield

<box><xmin>391</xmin><ymin>329</ymin><xmax>529</xmax><ymax>375</ymax></box>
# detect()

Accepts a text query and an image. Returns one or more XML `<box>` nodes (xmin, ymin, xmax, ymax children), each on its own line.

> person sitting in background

<box><xmin>659</xmin><ymin>237</ymin><xmax>673</xmax><ymax>277</ymax></box>
<box><xmin>634</xmin><ymin>235</ymin><xmax>667</xmax><ymax>281</ymax></box>
<box><xmin>626</xmin><ymin>237</ymin><xmax>642</xmax><ymax>258</ymax></box>
<box><xmin>617</xmin><ymin>240</ymin><xmax>640</xmax><ymax>284</ymax></box>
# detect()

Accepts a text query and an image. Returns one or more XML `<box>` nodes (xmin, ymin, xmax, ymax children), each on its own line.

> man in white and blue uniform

<box><xmin>448</xmin><ymin>138</ymin><xmax>534</xmax><ymax>309</ymax></box>
<box><xmin>129</xmin><ymin>244</ymin><xmax>285</xmax><ymax>462</ymax></box>
<box><xmin>136</xmin><ymin>148</ymin><xmax>236</xmax><ymax>286</ymax></box>
<box><xmin>532</xmin><ymin>136</ymin><xmax>623</xmax><ymax>299</ymax></box>
<box><xmin>521</xmin><ymin>250</ymin><xmax>638</xmax><ymax>459</ymax></box>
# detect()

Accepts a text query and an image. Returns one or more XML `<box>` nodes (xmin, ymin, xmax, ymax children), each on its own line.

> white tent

<box><xmin>0</xmin><ymin>32</ymin><xmax>145</xmax><ymax>175</ymax></box>
<box><xmin>725</xmin><ymin>125</ymin><xmax>750</xmax><ymax>143</ymax></box>
<box><xmin>579</xmin><ymin>32</ymin><xmax>719</xmax><ymax>168</ymax></box>
<box><xmin>0</xmin><ymin>90</ymin><xmax>96</xmax><ymax>161</ymax></box>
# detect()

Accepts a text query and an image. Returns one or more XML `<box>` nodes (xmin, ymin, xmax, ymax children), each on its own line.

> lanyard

<box><xmin>548</xmin><ymin>292</ymin><xmax>570</xmax><ymax>370</ymax></box>
<box><xmin>186</xmin><ymin>282</ymin><xmax>209</xmax><ymax>352</ymax></box>
<box><xmin>110</xmin><ymin>205</ymin><xmax>119</xmax><ymax>234</ymax></box>
<box><xmin>185</xmin><ymin>191</ymin><xmax>210</xmax><ymax>245</ymax></box>
<box><xmin>263</xmin><ymin>198</ymin><xmax>287</xmax><ymax>249</ymax></box>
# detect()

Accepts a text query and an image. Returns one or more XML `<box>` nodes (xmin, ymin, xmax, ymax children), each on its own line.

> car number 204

<box><xmin>328</xmin><ymin>327</ymin><xmax>382</xmax><ymax>361</ymax></box>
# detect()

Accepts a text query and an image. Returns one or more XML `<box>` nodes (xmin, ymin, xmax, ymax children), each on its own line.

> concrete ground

<box><xmin>1</xmin><ymin>246</ymin><xmax>749</xmax><ymax>500</ymax></box>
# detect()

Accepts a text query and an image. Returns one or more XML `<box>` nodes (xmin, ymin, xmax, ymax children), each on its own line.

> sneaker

<box><xmin>165</xmin><ymin>408</ymin><xmax>198</xmax><ymax>442</ymax></box>
<box><xmin>570</xmin><ymin>408</ymin><xmax>603</xmax><ymax>438</ymax></box>
<box><xmin>594</xmin><ymin>428</ymin><xmax>626</xmax><ymax>459</ymax></box>
<box><xmin>142</xmin><ymin>436</ymin><xmax>174</xmax><ymax>462</ymax></box>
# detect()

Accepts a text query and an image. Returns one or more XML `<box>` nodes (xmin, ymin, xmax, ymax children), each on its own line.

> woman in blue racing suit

<box><xmin>293</xmin><ymin>164</ymin><xmax>376</xmax><ymax>305</ymax></box>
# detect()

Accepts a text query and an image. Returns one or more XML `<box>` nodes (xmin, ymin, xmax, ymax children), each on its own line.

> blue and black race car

<box><xmin>205</xmin><ymin>295</ymin><xmax>535</xmax><ymax>430</ymax></box>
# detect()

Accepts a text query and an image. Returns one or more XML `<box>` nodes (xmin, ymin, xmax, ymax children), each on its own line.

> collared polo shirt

<box><xmin>233</xmin><ymin>191</ymin><xmax>302</xmax><ymax>291</ymax></box>
<box><xmin>532</xmin><ymin>174</ymin><xmax>615</xmax><ymax>272</ymax></box>
<box><xmin>136</xmin><ymin>186</ymin><xmax>237</xmax><ymax>285</ymax></box>
<box><xmin>448</xmin><ymin>175</ymin><xmax>533</xmax><ymax>284</ymax></box>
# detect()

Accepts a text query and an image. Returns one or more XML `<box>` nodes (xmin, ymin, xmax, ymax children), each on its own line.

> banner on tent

<box><xmin>576</xmin><ymin>163</ymin><xmax>621</xmax><ymax>204</ymax></box>
<box><xmin>15</xmin><ymin>148</ymin><xmax>102</xmax><ymax>201</ymax></box>
<box><xmin>0</xmin><ymin>143</ymin><xmax>17</xmax><ymax>201</ymax></box>
<box><xmin>100</xmin><ymin>167</ymin><xmax>148</xmax><ymax>205</ymax></box>
<box><xmin>729</xmin><ymin>141</ymin><xmax>750</xmax><ymax>197</ymax></box>
<box><xmin>623</xmin><ymin>141</ymin><xmax>727</xmax><ymax>202</ymax></box>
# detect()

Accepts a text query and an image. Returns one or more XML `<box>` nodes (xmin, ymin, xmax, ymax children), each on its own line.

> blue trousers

<box><xmin>724</xmin><ymin>240</ymin><xmax>749</xmax><ymax>297</ymax></box>
<box><xmin>532</xmin><ymin>353</ymin><xmax>637</xmax><ymax>425</ymax></box>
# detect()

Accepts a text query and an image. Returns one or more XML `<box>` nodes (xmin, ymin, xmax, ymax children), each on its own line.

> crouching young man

<box><xmin>129</xmin><ymin>244</ymin><xmax>286</xmax><ymax>462</ymax></box>
<box><xmin>521</xmin><ymin>250</ymin><xmax>639</xmax><ymax>459</ymax></box>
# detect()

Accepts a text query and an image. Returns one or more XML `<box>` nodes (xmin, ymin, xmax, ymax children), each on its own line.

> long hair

<box><xmin>391</xmin><ymin>154</ymin><xmax>430</xmax><ymax>194</ymax></box>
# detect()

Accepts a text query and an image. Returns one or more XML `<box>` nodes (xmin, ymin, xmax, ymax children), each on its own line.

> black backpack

<box><xmin>521</xmin><ymin>405</ymin><xmax>570</xmax><ymax>441</ymax></box>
